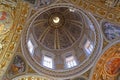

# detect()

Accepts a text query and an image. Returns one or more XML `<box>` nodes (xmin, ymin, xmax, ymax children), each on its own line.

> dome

<box><xmin>21</xmin><ymin>3</ymin><xmax>102</xmax><ymax>79</ymax></box>
<box><xmin>32</xmin><ymin>6</ymin><xmax>82</xmax><ymax>50</ymax></box>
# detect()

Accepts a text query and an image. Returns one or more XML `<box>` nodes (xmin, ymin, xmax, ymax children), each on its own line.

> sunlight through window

<box><xmin>84</xmin><ymin>40</ymin><xmax>93</xmax><ymax>55</ymax></box>
<box><xmin>27</xmin><ymin>40</ymin><xmax>34</xmax><ymax>55</ymax></box>
<box><xmin>66</xmin><ymin>56</ymin><xmax>77</xmax><ymax>68</ymax></box>
<box><xmin>43</xmin><ymin>56</ymin><xmax>53</xmax><ymax>69</ymax></box>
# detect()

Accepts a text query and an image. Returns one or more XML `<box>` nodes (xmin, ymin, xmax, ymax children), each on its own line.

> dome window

<box><xmin>65</xmin><ymin>55</ymin><xmax>77</xmax><ymax>68</ymax></box>
<box><xmin>21</xmin><ymin>4</ymin><xmax>102</xmax><ymax>78</ymax></box>
<box><xmin>43</xmin><ymin>55</ymin><xmax>53</xmax><ymax>69</ymax></box>
<box><xmin>27</xmin><ymin>39</ymin><xmax>34</xmax><ymax>55</ymax></box>
<box><xmin>69</xmin><ymin>8</ymin><xmax>75</xmax><ymax>12</ymax></box>
<box><xmin>84</xmin><ymin>40</ymin><xmax>93</xmax><ymax>55</ymax></box>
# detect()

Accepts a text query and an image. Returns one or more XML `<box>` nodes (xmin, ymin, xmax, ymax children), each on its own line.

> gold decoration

<box><xmin>0</xmin><ymin>0</ymin><xmax>30</xmax><ymax>79</ymax></box>
<box><xmin>91</xmin><ymin>43</ymin><xmax>120</xmax><ymax>80</ymax></box>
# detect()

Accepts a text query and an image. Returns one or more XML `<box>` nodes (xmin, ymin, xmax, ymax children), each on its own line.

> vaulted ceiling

<box><xmin>0</xmin><ymin>0</ymin><xmax>120</xmax><ymax>80</ymax></box>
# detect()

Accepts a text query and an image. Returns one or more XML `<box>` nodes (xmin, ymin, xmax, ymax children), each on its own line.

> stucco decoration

<box><xmin>21</xmin><ymin>3</ymin><xmax>102</xmax><ymax>79</ymax></box>
<box><xmin>12</xmin><ymin>74</ymin><xmax>53</xmax><ymax>80</ymax></box>
<box><xmin>32</xmin><ymin>6</ymin><xmax>82</xmax><ymax>50</ymax></box>
<box><xmin>90</xmin><ymin>42</ymin><xmax>120</xmax><ymax>80</ymax></box>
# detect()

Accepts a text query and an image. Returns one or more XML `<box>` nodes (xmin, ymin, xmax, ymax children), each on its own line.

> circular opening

<box><xmin>53</xmin><ymin>16</ymin><xmax>60</xmax><ymax>24</ymax></box>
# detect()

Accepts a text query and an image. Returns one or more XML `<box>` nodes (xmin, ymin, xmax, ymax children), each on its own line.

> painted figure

<box><xmin>0</xmin><ymin>11</ymin><xmax>13</xmax><ymax>34</ymax></box>
<box><xmin>105</xmin><ymin>58</ymin><xmax>120</xmax><ymax>75</ymax></box>
<box><xmin>8</xmin><ymin>55</ymin><xmax>25</xmax><ymax>76</ymax></box>
<box><xmin>103</xmin><ymin>22</ymin><xmax>120</xmax><ymax>40</ymax></box>
<box><xmin>0</xmin><ymin>11</ymin><xmax>7</xmax><ymax>20</ymax></box>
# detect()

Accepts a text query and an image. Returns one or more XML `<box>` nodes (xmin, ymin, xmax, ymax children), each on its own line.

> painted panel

<box><xmin>8</xmin><ymin>55</ymin><xmax>26</xmax><ymax>78</ymax></box>
<box><xmin>102</xmin><ymin>22</ymin><xmax>120</xmax><ymax>41</ymax></box>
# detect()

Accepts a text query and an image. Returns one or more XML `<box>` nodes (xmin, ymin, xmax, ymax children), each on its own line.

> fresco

<box><xmin>34</xmin><ymin>0</ymin><xmax>55</xmax><ymax>7</ymax></box>
<box><xmin>91</xmin><ymin>43</ymin><xmax>120</xmax><ymax>80</ymax></box>
<box><xmin>0</xmin><ymin>11</ymin><xmax>13</xmax><ymax>35</ymax></box>
<box><xmin>24</xmin><ymin>0</ymin><xmax>36</xmax><ymax>4</ymax></box>
<box><xmin>24</xmin><ymin>0</ymin><xmax>56</xmax><ymax>8</ymax></box>
<box><xmin>8</xmin><ymin>55</ymin><xmax>26</xmax><ymax>77</ymax></box>
<box><xmin>105</xmin><ymin>57</ymin><xmax>120</xmax><ymax>75</ymax></box>
<box><xmin>102</xmin><ymin>22</ymin><xmax>120</xmax><ymax>41</ymax></box>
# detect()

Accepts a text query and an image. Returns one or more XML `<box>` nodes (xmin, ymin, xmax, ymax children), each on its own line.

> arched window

<box><xmin>84</xmin><ymin>40</ymin><xmax>93</xmax><ymax>55</ymax></box>
<box><xmin>27</xmin><ymin>39</ymin><xmax>34</xmax><ymax>55</ymax></box>
<box><xmin>65</xmin><ymin>55</ymin><xmax>77</xmax><ymax>68</ymax></box>
<box><xmin>43</xmin><ymin>55</ymin><xmax>53</xmax><ymax>69</ymax></box>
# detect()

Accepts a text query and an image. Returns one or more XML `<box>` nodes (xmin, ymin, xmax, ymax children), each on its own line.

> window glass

<box><xmin>65</xmin><ymin>56</ymin><xmax>77</xmax><ymax>68</ymax></box>
<box><xmin>27</xmin><ymin>40</ymin><xmax>34</xmax><ymax>55</ymax></box>
<box><xmin>43</xmin><ymin>56</ymin><xmax>53</xmax><ymax>69</ymax></box>
<box><xmin>84</xmin><ymin>40</ymin><xmax>93</xmax><ymax>55</ymax></box>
